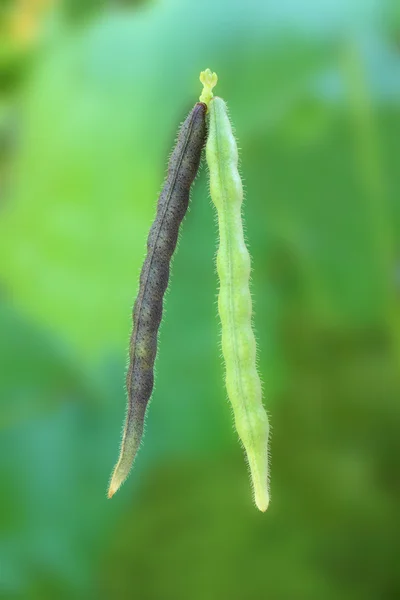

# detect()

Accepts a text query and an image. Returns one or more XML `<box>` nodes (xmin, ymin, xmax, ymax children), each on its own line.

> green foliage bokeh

<box><xmin>0</xmin><ymin>1</ymin><xmax>400</xmax><ymax>598</ymax></box>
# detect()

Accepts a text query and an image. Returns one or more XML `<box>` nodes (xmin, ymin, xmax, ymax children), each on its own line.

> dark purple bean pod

<box><xmin>108</xmin><ymin>102</ymin><xmax>207</xmax><ymax>498</ymax></box>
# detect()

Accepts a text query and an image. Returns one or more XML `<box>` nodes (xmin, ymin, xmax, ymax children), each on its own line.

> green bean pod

<box><xmin>206</xmin><ymin>95</ymin><xmax>270</xmax><ymax>511</ymax></box>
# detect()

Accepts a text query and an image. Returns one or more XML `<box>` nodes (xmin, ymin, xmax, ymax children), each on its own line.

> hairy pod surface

<box><xmin>206</xmin><ymin>96</ymin><xmax>270</xmax><ymax>511</ymax></box>
<box><xmin>108</xmin><ymin>102</ymin><xmax>207</xmax><ymax>498</ymax></box>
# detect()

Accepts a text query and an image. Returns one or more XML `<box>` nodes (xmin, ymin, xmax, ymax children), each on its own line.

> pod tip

<box><xmin>255</xmin><ymin>493</ymin><xmax>270</xmax><ymax>513</ymax></box>
<box><xmin>107</xmin><ymin>473</ymin><xmax>122</xmax><ymax>499</ymax></box>
<box><xmin>107</xmin><ymin>484</ymin><xmax>117</xmax><ymax>499</ymax></box>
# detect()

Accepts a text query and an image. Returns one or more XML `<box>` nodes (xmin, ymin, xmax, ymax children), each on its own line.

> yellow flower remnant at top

<box><xmin>199</xmin><ymin>69</ymin><xmax>218</xmax><ymax>107</ymax></box>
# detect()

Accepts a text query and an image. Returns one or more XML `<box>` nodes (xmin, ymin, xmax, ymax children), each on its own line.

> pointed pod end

<box><xmin>247</xmin><ymin>447</ymin><xmax>270</xmax><ymax>513</ymax></box>
<box><xmin>255</xmin><ymin>492</ymin><xmax>270</xmax><ymax>513</ymax></box>
<box><xmin>107</xmin><ymin>474</ymin><xmax>122</xmax><ymax>499</ymax></box>
<box><xmin>107</xmin><ymin>485</ymin><xmax>117</xmax><ymax>499</ymax></box>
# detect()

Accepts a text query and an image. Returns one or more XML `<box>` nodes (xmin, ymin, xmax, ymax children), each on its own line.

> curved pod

<box><xmin>108</xmin><ymin>102</ymin><xmax>207</xmax><ymax>498</ymax></box>
<box><xmin>206</xmin><ymin>96</ymin><xmax>270</xmax><ymax>512</ymax></box>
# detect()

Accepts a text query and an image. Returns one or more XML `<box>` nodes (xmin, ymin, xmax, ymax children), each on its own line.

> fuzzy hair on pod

<box><xmin>108</xmin><ymin>102</ymin><xmax>207</xmax><ymax>498</ymax></box>
<box><xmin>206</xmin><ymin>96</ymin><xmax>270</xmax><ymax>512</ymax></box>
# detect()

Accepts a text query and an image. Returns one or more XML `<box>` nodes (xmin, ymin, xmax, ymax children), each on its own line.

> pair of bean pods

<box><xmin>108</xmin><ymin>70</ymin><xmax>270</xmax><ymax>512</ymax></box>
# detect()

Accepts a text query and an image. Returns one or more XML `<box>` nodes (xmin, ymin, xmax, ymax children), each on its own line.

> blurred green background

<box><xmin>1</xmin><ymin>0</ymin><xmax>400</xmax><ymax>598</ymax></box>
